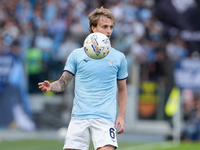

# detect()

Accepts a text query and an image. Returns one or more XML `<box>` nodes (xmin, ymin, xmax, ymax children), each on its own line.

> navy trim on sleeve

<box><xmin>117</xmin><ymin>76</ymin><xmax>128</xmax><ymax>80</ymax></box>
<box><xmin>63</xmin><ymin>70</ymin><xmax>75</xmax><ymax>76</ymax></box>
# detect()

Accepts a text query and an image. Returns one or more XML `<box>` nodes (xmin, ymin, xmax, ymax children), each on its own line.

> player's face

<box><xmin>92</xmin><ymin>16</ymin><xmax>114</xmax><ymax>39</ymax></box>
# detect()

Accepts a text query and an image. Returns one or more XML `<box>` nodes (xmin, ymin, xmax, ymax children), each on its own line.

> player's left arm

<box><xmin>115</xmin><ymin>79</ymin><xmax>127</xmax><ymax>134</ymax></box>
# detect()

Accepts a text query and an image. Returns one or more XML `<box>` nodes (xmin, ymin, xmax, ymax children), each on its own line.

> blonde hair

<box><xmin>88</xmin><ymin>7</ymin><xmax>115</xmax><ymax>33</ymax></box>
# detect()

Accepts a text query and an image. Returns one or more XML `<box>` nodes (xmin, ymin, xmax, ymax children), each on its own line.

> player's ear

<box><xmin>89</xmin><ymin>27</ymin><xmax>93</xmax><ymax>33</ymax></box>
<box><xmin>91</xmin><ymin>26</ymin><xmax>96</xmax><ymax>33</ymax></box>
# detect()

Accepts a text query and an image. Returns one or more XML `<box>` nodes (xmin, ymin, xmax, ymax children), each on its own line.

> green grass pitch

<box><xmin>0</xmin><ymin>139</ymin><xmax>200</xmax><ymax>150</ymax></box>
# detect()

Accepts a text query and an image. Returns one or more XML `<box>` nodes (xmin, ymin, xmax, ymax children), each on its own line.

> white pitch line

<box><xmin>119</xmin><ymin>141</ymin><xmax>180</xmax><ymax>150</ymax></box>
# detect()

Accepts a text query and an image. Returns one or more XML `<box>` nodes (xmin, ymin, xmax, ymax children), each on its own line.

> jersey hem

<box><xmin>71</xmin><ymin>116</ymin><xmax>115</xmax><ymax>124</ymax></box>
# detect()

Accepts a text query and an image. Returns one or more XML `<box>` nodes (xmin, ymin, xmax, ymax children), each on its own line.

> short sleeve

<box><xmin>117</xmin><ymin>54</ymin><xmax>128</xmax><ymax>80</ymax></box>
<box><xmin>63</xmin><ymin>50</ymin><xmax>77</xmax><ymax>75</ymax></box>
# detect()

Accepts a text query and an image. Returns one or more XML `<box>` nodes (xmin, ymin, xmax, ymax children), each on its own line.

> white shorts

<box><xmin>63</xmin><ymin>118</ymin><xmax>118</xmax><ymax>150</ymax></box>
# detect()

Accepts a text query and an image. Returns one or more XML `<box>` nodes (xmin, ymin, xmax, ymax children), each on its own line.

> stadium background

<box><xmin>0</xmin><ymin>0</ymin><xmax>200</xmax><ymax>149</ymax></box>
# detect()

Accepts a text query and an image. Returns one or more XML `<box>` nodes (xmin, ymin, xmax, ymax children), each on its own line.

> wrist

<box><xmin>118</xmin><ymin>114</ymin><xmax>125</xmax><ymax>119</ymax></box>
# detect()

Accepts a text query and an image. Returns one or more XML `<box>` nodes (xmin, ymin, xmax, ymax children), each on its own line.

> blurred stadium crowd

<box><xmin>0</xmin><ymin>0</ymin><xmax>200</xmax><ymax>141</ymax></box>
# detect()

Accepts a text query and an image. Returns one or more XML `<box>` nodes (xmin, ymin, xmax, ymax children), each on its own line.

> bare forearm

<box><xmin>118</xmin><ymin>89</ymin><xmax>127</xmax><ymax>118</ymax></box>
<box><xmin>50</xmin><ymin>71</ymin><xmax>73</xmax><ymax>92</ymax></box>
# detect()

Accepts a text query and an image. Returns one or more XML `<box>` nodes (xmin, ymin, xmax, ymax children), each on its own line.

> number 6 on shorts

<box><xmin>109</xmin><ymin>128</ymin><xmax>115</xmax><ymax>139</ymax></box>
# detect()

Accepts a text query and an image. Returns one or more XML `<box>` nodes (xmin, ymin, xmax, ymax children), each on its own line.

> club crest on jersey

<box><xmin>106</xmin><ymin>59</ymin><xmax>116</xmax><ymax>66</ymax></box>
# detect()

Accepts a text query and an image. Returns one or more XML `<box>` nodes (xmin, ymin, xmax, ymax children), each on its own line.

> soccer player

<box><xmin>38</xmin><ymin>7</ymin><xmax>128</xmax><ymax>150</ymax></box>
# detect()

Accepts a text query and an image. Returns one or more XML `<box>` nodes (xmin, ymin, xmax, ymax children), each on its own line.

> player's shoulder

<box><xmin>110</xmin><ymin>47</ymin><xmax>126</xmax><ymax>58</ymax></box>
<box><xmin>70</xmin><ymin>47</ymin><xmax>84</xmax><ymax>54</ymax></box>
<box><xmin>68</xmin><ymin>47</ymin><xmax>84</xmax><ymax>57</ymax></box>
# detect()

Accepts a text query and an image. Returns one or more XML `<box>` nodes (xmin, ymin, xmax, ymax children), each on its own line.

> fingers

<box><xmin>38</xmin><ymin>82</ymin><xmax>44</xmax><ymax>89</ymax></box>
<box><xmin>38</xmin><ymin>82</ymin><xmax>43</xmax><ymax>86</ymax></box>
<box><xmin>38</xmin><ymin>80</ymin><xmax>49</xmax><ymax>85</ymax></box>
<box><xmin>40</xmin><ymin>87</ymin><xmax>47</xmax><ymax>92</ymax></box>
<box><xmin>44</xmin><ymin>80</ymin><xmax>49</xmax><ymax>84</ymax></box>
<box><xmin>117</xmin><ymin>126</ymin><xmax>125</xmax><ymax>134</ymax></box>
<box><xmin>38</xmin><ymin>80</ymin><xmax>50</xmax><ymax>92</ymax></box>
<box><xmin>115</xmin><ymin>119</ymin><xmax>125</xmax><ymax>134</ymax></box>
<box><xmin>38</xmin><ymin>85</ymin><xmax>47</xmax><ymax>92</ymax></box>
<box><xmin>116</xmin><ymin>122</ymin><xmax>125</xmax><ymax>134</ymax></box>
<box><xmin>115</xmin><ymin>119</ymin><xmax>118</xmax><ymax>128</ymax></box>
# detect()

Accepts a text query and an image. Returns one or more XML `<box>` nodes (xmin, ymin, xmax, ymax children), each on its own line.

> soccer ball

<box><xmin>83</xmin><ymin>32</ymin><xmax>111</xmax><ymax>59</ymax></box>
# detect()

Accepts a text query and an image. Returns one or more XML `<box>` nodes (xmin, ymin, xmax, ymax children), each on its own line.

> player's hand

<box><xmin>38</xmin><ymin>80</ymin><xmax>51</xmax><ymax>92</ymax></box>
<box><xmin>115</xmin><ymin>116</ymin><xmax>125</xmax><ymax>134</ymax></box>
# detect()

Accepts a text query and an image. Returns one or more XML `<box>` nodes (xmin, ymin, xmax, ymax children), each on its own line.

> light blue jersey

<box><xmin>64</xmin><ymin>47</ymin><xmax>128</xmax><ymax>123</ymax></box>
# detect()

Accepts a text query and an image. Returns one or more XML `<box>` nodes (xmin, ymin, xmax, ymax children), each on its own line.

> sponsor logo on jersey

<box><xmin>83</xmin><ymin>59</ymin><xmax>91</xmax><ymax>63</ymax></box>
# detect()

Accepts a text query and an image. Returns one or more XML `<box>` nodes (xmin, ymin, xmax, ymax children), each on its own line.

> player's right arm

<box><xmin>38</xmin><ymin>71</ymin><xmax>74</xmax><ymax>93</ymax></box>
